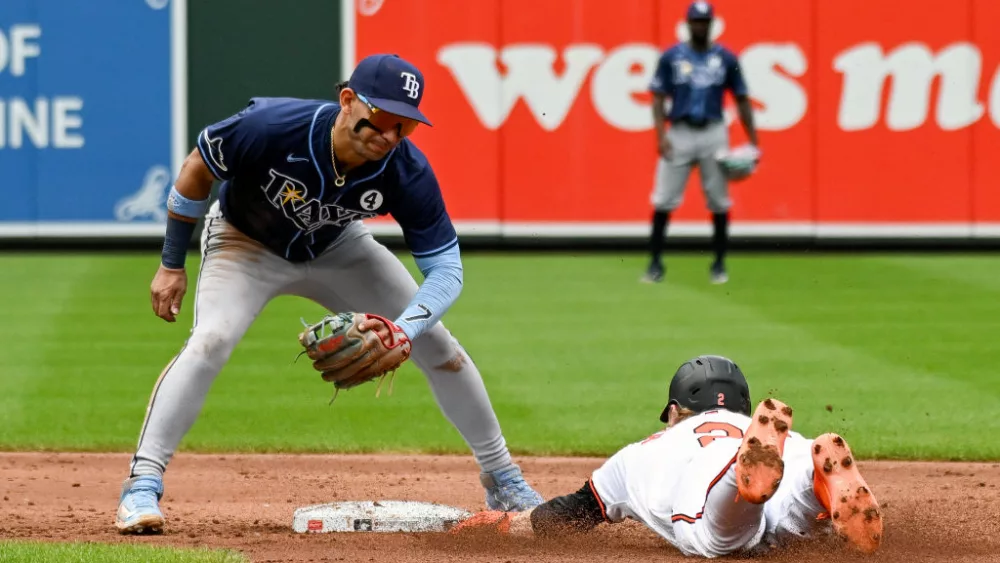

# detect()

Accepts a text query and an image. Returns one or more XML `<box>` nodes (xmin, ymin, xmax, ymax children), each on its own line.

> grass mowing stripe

<box><xmin>0</xmin><ymin>541</ymin><xmax>246</xmax><ymax>563</ymax></box>
<box><xmin>0</xmin><ymin>252</ymin><xmax>996</xmax><ymax>460</ymax></box>
<box><xmin>676</xmin><ymin>254</ymin><xmax>1000</xmax><ymax>459</ymax></box>
<box><xmin>884</xmin><ymin>254</ymin><xmax>1000</xmax><ymax>294</ymax></box>
<box><xmin>716</xmin><ymin>254</ymin><xmax>1000</xmax><ymax>399</ymax></box>
<box><xmin>0</xmin><ymin>255</ymin><xmax>186</xmax><ymax>451</ymax></box>
<box><xmin>0</xmin><ymin>257</ymin><xmax>94</xmax><ymax>444</ymax></box>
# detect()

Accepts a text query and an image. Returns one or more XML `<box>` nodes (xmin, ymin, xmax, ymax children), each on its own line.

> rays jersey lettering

<box><xmin>649</xmin><ymin>43</ymin><xmax>747</xmax><ymax>124</ymax></box>
<box><xmin>195</xmin><ymin>97</ymin><xmax>457</xmax><ymax>262</ymax></box>
<box><xmin>261</xmin><ymin>170</ymin><xmax>377</xmax><ymax>234</ymax></box>
<box><xmin>671</xmin><ymin>54</ymin><xmax>725</xmax><ymax>88</ymax></box>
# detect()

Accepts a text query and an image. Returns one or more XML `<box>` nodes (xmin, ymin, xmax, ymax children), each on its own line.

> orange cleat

<box><xmin>811</xmin><ymin>433</ymin><xmax>883</xmax><ymax>554</ymax></box>
<box><xmin>449</xmin><ymin>510</ymin><xmax>513</xmax><ymax>535</ymax></box>
<box><xmin>736</xmin><ymin>398</ymin><xmax>793</xmax><ymax>504</ymax></box>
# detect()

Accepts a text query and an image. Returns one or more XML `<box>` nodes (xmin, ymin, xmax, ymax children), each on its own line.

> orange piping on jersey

<box><xmin>588</xmin><ymin>478</ymin><xmax>610</xmax><ymax>522</ymax></box>
<box><xmin>670</xmin><ymin>454</ymin><xmax>739</xmax><ymax>524</ymax></box>
<box><xmin>672</xmin><ymin>513</ymin><xmax>701</xmax><ymax>523</ymax></box>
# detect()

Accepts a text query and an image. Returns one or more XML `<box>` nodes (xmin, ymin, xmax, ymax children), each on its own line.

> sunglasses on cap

<box><xmin>355</xmin><ymin>93</ymin><xmax>421</xmax><ymax>138</ymax></box>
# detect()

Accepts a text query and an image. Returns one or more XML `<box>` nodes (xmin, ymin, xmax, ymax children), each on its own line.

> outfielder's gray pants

<box><xmin>650</xmin><ymin>121</ymin><xmax>731</xmax><ymax>214</ymax></box>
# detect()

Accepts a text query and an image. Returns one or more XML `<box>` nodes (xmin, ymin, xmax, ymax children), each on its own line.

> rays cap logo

<box><xmin>347</xmin><ymin>54</ymin><xmax>433</xmax><ymax>126</ymax></box>
<box><xmin>687</xmin><ymin>0</ymin><xmax>714</xmax><ymax>20</ymax></box>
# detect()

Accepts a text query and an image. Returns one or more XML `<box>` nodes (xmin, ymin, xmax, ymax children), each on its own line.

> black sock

<box><xmin>712</xmin><ymin>212</ymin><xmax>729</xmax><ymax>265</ymax></box>
<box><xmin>650</xmin><ymin>210</ymin><xmax>670</xmax><ymax>264</ymax></box>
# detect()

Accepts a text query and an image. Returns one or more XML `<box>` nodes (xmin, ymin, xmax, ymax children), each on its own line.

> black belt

<box><xmin>673</xmin><ymin>118</ymin><xmax>718</xmax><ymax>129</ymax></box>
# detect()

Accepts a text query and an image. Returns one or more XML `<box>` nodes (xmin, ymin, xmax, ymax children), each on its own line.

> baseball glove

<box><xmin>297</xmin><ymin>312</ymin><xmax>412</xmax><ymax>403</ymax></box>
<box><xmin>715</xmin><ymin>143</ymin><xmax>761</xmax><ymax>182</ymax></box>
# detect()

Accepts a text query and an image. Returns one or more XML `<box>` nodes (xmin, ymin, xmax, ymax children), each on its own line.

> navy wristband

<box><xmin>161</xmin><ymin>216</ymin><xmax>197</xmax><ymax>269</ymax></box>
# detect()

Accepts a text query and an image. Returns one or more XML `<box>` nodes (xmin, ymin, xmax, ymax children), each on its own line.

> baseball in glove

<box><xmin>297</xmin><ymin>312</ymin><xmax>412</xmax><ymax>403</ymax></box>
<box><xmin>715</xmin><ymin>143</ymin><xmax>761</xmax><ymax>182</ymax></box>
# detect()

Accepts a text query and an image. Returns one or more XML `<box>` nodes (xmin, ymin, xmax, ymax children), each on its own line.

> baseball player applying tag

<box><xmin>115</xmin><ymin>54</ymin><xmax>544</xmax><ymax>535</ymax></box>
<box><xmin>642</xmin><ymin>1</ymin><xmax>760</xmax><ymax>285</ymax></box>
<box><xmin>453</xmin><ymin>356</ymin><xmax>884</xmax><ymax>558</ymax></box>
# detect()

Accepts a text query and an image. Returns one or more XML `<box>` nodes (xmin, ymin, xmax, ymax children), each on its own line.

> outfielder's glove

<box><xmin>715</xmin><ymin>143</ymin><xmax>761</xmax><ymax>182</ymax></box>
<box><xmin>297</xmin><ymin>312</ymin><xmax>412</xmax><ymax>403</ymax></box>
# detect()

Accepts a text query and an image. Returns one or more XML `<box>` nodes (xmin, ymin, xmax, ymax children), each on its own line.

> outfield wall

<box><xmin>2</xmin><ymin>0</ymin><xmax>999</xmax><ymax>246</ymax></box>
<box><xmin>0</xmin><ymin>0</ymin><xmax>185</xmax><ymax>239</ymax></box>
<box><xmin>350</xmin><ymin>0</ymin><xmax>1000</xmax><ymax>242</ymax></box>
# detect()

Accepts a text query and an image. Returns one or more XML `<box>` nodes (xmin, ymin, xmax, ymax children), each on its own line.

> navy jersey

<box><xmin>195</xmin><ymin>97</ymin><xmax>458</xmax><ymax>262</ymax></box>
<box><xmin>649</xmin><ymin>43</ymin><xmax>747</xmax><ymax>125</ymax></box>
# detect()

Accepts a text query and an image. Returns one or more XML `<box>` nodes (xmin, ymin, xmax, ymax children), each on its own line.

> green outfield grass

<box><xmin>0</xmin><ymin>251</ymin><xmax>997</xmax><ymax>461</ymax></box>
<box><xmin>0</xmin><ymin>541</ymin><xmax>245</xmax><ymax>563</ymax></box>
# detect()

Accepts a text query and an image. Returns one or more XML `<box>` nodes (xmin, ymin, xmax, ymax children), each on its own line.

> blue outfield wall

<box><xmin>0</xmin><ymin>0</ymin><xmax>184</xmax><ymax>238</ymax></box>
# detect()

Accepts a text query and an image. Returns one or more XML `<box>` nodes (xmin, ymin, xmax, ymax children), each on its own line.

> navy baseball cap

<box><xmin>347</xmin><ymin>54</ymin><xmax>432</xmax><ymax>126</ymax></box>
<box><xmin>686</xmin><ymin>1</ymin><xmax>714</xmax><ymax>20</ymax></box>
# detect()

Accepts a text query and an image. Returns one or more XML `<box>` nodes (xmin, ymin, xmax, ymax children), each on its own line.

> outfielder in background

<box><xmin>115</xmin><ymin>53</ymin><xmax>545</xmax><ymax>534</ymax></box>
<box><xmin>452</xmin><ymin>356</ymin><xmax>884</xmax><ymax>558</ymax></box>
<box><xmin>642</xmin><ymin>1</ymin><xmax>760</xmax><ymax>285</ymax></box>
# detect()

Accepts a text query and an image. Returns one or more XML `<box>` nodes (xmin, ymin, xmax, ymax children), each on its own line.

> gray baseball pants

<box><xmin>650</xmin><ymin>121</ymin><xmax>731</xmax><ymax>213</ymax></box>
<box><xmin>128</xmin><ymin>201</ymin><xmax>512</xmax><ymax>478</ymax></box>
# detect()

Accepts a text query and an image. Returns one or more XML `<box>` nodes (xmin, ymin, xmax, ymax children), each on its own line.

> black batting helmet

<box><xmin>659</xmin><ymin>355</ymin><xmax>751</xmax><ymax>422</ymax></box>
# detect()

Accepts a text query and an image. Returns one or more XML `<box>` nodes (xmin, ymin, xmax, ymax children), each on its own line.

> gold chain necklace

<box><xmin>330</xmin><ymin>125</ymin><xmax>346</xmax><ymax>187</ymax></box>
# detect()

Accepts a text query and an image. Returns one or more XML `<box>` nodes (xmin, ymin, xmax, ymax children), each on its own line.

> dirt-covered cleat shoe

<box><xmin>736</xmin><ymin>398</ymin><xmax>793</xmax><ymax>504</ymax></box>
<box><xmin>812</xmin><ymin>433</ymin><xmax>884</xmax><ymax>554</ymax></box>
<box><xmin>449</xmin><ymin>510</ymin><xmax>513</xmax><ymax>535</ymax></box>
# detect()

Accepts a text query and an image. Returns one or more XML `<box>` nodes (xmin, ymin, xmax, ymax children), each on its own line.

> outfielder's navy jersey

<box><xmin>649</xmin><ymin>43</ymin><xmax>747</xmax><ymax>125</ymax></box>
<box><xmin>195</xmin><ymin>97</ymin><xmax>458</xmax><ymax>262</ymax></box>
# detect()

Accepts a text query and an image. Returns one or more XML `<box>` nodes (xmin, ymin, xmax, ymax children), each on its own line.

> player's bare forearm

<box><xmin>735</xmin><ymin>96</ymin><xmax>758</xmax><ymax>146</ymax></box>
<box><xmin>652</xmin><ymin>93</ymin><xmax>672</xmax><ymax>158</ymax></box>
<box><xmin>151</xmin><ymin>150</ymin><xmax>212</xmax><ymax>318</ymax></box>
<box><xmin>652</xmin><ymin>93</ymin><xmax>668</xmax><ymax>139</ymax></box>
<box><xmin>169</xmin><ymin>149</ymin><xmax>216</xmax><ymax>224</ymax></box>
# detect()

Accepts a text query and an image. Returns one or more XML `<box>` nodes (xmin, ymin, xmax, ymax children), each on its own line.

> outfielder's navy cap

<box><xmin>686</xmin><ymin>1</ymin><xmax>714</xmax><ymax>20</ymax></box>
<box><xmin>347</xmin><ymin>54</ymin><xmax>432</xmax><ymax>126</ymax></box>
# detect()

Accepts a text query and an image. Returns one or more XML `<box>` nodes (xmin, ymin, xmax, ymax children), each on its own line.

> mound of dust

<box><xmin>422</xmin><ymin>521</ymin><xmax>670</xmax><ymax>562</ymax></box>
<box><xmin>418</xmin><ymin>510</ymin><xmax>993</xmax><ymax>563</ymax></box>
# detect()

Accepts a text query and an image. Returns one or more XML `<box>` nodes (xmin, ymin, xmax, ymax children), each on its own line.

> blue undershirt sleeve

<box><xmin>393</xmin><ymin>243</ymin><xmax>464</xmax><ymax>341</ymax></box>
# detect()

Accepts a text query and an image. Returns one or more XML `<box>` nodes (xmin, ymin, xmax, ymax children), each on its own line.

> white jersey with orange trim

<box><xmin>590</xmin><ymin>409</ymin><xmax>824</xmax><ymax>558</ymax></box>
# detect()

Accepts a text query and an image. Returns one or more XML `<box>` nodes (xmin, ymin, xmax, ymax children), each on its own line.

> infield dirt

<box><xmin>1</xmin><ymin>453</ymin><xmax>998</xmax><ymax>562</ymax></box>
